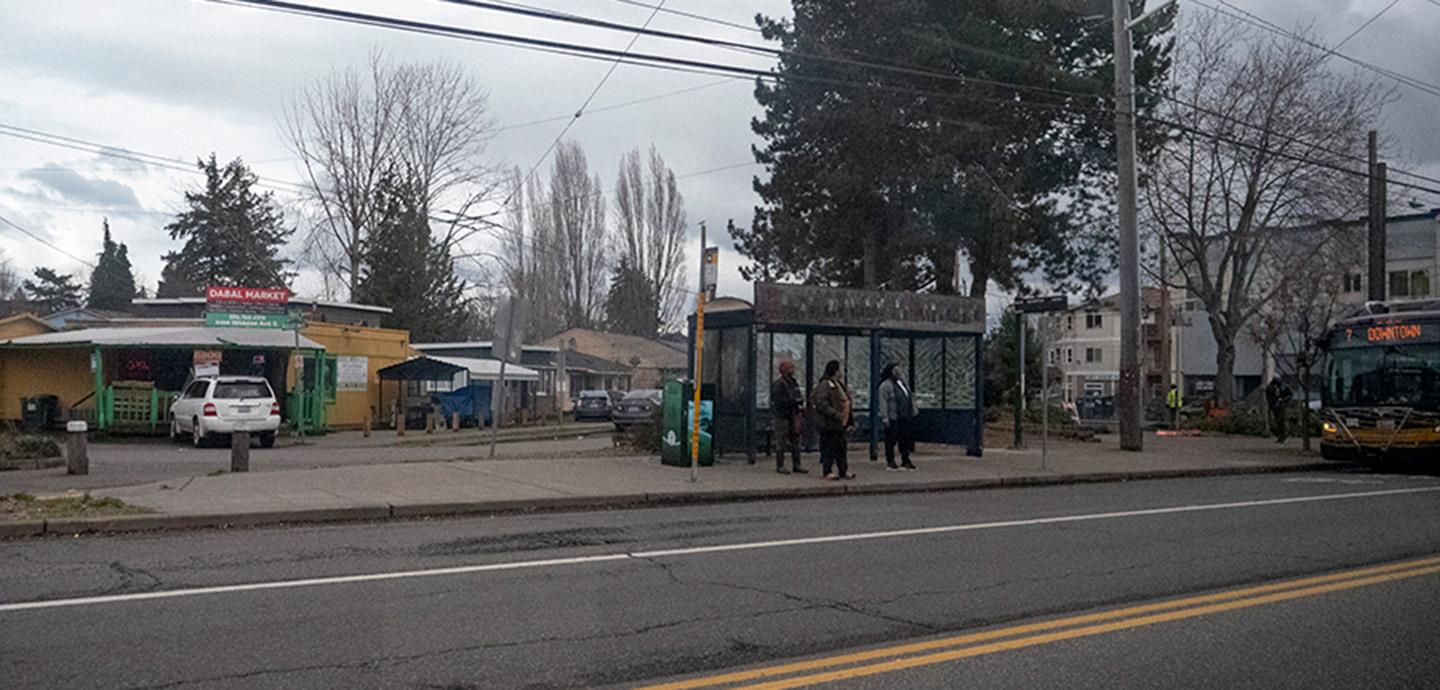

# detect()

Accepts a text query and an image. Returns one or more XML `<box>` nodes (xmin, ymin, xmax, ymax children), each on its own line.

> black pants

<box><xmin>1270</xmin><ymin>406</ymin><xmax>1288</xmax><ymax>441</ymax></box>
<box><xmin>773</xmin><ymin>416</ymin><xmax>801</xmax><ymax>468</ymax></box>
<box><xmin>820</xmin><ymin>430</ymin><xmax>848</xmax><ymax>477</ymax></box>
<box><xmin>884</xmin><ymin>418</ymin><xmax>914</xmax><ymax>467</ymax></box>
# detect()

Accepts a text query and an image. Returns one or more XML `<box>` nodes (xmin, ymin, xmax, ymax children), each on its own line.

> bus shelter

<box><xmin>690</xmin><ymin>283</ymin><xmax>986</xmax><ymax>462</ymax></box>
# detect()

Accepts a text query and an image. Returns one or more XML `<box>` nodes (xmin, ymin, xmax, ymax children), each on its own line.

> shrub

<box><xmin>0</xmin><ymin>433</ymin><xmax>61</xmax><ymax>460</ymax></box>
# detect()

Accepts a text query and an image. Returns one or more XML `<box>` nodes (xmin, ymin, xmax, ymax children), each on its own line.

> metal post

<box><xmin>231</xmin><ymin>430</ymin><xmax>250</xmax><ymax>472</ymax></box>
<box><xmin>691</xmin><ymin>221</ymin><xmax>708</xmax><ymax>483</ymax></box>
<box><xmin>1041</xmin><ymin>342</ymin><xmax>1049</xmax><ymax>470</ymax></box>
<box><xmin>66</xmin><ymin>421</ymin><xmax>88</xmax><ymax>475</ymax></box>
<box><xmin>1013</xmin><ymin>312</ymin><xmax>1025</xmax><ymax>449</ymax></box>
<box><xmin>1113</xmin><ymin>0</ymin><xmax>1143</xmax><ymax>451</ymax></box>
<box><xmin>556</xmin><ymin>341</ymin><xmax>567</xmax><ymax>428</ymax></box>
<box><xmin>1367</xmin><ymin>130</ymin><xmax>1386</xmax><ymax>302</ymax></box>
<box><xmin>490</xmin><ymin>296</ymin><xmax>517</xmax><ymax>458</ymax></box>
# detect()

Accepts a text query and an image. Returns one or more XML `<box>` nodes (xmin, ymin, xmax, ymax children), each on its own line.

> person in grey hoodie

<box><xmin>877</xmin><ymin>362</ymin><xmax>917</xmax><ymax>471</ymax></box>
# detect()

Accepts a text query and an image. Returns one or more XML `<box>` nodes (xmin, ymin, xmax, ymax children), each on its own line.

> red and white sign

<box><xmin>206</xmin><ymin>286</ymin><xmax>291</xmax><ymax>304</ymax></box>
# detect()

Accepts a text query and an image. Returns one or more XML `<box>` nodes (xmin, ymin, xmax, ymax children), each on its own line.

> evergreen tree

<box><xmin>605</xmin><ymin>257</ymin><xmax>660</xmax><ymax>338</ymax></box>
<box><xmin>159</xmin><ymin>154</ymin><xmax>292</xmax><ymax>296</ymax></box>
<box><xmin>87</xmin><ymin>218</ymin><xmax>138</xmax><ymax>310</ymax></box>
<box><xmin>355</xmin><ymin>171</ymin><xmax>474</xmax><ymax>342</ymax></box>
<box><xmin>735</xmin><ymin>1</ymin><xmax>1174</xmax><ymax>297</ymax></box>
<box><xmin>22</xmin><ymin>267</ymin><xmax>83</xmax><ymax>314</ymax></box>
<box><xmin>984</xmin><ymin>309</ymin><xmax>1043</xmax><ymax>413</ymax></box>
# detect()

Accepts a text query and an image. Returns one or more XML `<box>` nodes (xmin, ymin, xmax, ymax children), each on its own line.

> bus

<box><xmin>1320</xmin><ymin>301</ymin><xmax>1440</xmax><ymax>461</ymax></box>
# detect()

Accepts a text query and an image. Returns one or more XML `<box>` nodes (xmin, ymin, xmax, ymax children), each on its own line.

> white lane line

<box><xmin>6</xmin><ymin>485</ymin><xmax>1440</xmax><ymax>613</ymax></box>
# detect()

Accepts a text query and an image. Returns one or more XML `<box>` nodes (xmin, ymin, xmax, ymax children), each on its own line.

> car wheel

<box><xmin>192</xmin><ymin>418</ymin><xmax>208</xmax><ymax>448</ymax></box>
<box><xmin>169</xmin><ymin>417</ymin><xmax>183</xmax><ymax>444</ymax></box>
<box><xmin>259</xmin><ymin>432</ymin><xmax>275</xmax><ymax>449</ymax></box>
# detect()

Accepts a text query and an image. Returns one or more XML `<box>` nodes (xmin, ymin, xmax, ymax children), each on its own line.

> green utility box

<box><xmin>660</xmin><ymin>379</ymin><xmax>714</xmax><ymax>467</ymax></box>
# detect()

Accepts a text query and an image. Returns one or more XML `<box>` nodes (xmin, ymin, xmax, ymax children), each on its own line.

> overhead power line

<box><xmin>607</xmin><ymin>0</ymin><xmax>759</xmax><ymax>34</ymax></box>
<box><xmin>0</xmin><ymin>210</ymin><xmax>98</xmax><ymax>268</ymax></box>
<box><xmin>1187</xmin><ymin>0</ymin><xmax>1440</xmax><ymax>99</ymax></box>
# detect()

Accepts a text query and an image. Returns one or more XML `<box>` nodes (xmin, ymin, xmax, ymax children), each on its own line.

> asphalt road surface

<box><xmin>3</xmin><ymin>469</ymin><xmax>1440</xmax><ymax>689</ymax></box>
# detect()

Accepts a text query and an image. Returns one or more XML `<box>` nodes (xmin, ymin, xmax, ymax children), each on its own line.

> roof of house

<box><xmin>541</xmin><ymin>328</ymin><xmax>686</xmax><ymax>369</ymax></box>
<box><xmin>0</xmin><ymin>313</ymin><xmax>56</xmax><ymax>333</ymax></box>
<box><xmin>377</xmin><ymin>355</ymin><xmax>540</xmax><ymax>382</ymax></box>
<box><xmin>42</xmin><ymin>307</ymin><xmax>136</xmax><ymax>322</ymax></box>
<box><xmin>411</xmin><ymin>341</ymin><xmax>632</xmax><ymax>375</ymax></box>
<box><xmin>1</xmin><ymin>326</ymin><xmax>324</xmax><ymax>350</ymax></box>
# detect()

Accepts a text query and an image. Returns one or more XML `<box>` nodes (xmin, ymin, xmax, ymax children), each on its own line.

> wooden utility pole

<box><xmin>1367</xmin><ymin>130</ymin><xmax>1387</xmax><ymax>302</ymax></box>
<box><xmin>1113</xmin><ymin>0</ymin><xmax>1143</xmax><ymax>451</ymax></box>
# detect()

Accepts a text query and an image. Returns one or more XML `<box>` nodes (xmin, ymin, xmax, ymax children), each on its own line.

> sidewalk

<box><xmin>0</xmin><ymin>434</ymin><xmax>1343</xmax><ymax>537</ymax></box>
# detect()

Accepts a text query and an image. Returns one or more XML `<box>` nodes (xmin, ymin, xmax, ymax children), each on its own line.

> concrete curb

<box><xmin>2</xmin><ymin>461</ymin><xmax>1351</xmax><ymax>538</ymax></box>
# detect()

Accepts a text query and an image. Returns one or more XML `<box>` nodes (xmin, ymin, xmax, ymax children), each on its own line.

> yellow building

<box><xmin>300</xmin><ymin>322</ymin><xmax>415</xmax><ymax>429</ymax></box>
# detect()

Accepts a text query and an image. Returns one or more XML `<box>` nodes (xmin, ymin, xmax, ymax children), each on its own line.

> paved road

<box><xmin>3</xmin><ymin>469</ymin><xmax>1439</xmax><ymax>688</ymax></box>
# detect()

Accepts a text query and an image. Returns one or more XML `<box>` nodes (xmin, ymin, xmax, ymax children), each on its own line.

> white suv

<box><xmin>169</xmin><ymin>376</ymin><xmax>280</xmax><ymax>448</ymax></box>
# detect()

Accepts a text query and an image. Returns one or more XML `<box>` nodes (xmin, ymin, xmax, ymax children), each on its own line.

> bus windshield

<box><xmin>1326</xmin><ymin>343</ymin><xmax>1440</xmax><ymax>410</ymax></box>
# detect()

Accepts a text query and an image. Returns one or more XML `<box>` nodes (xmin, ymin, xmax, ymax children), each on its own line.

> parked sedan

<box><xmin>611</xmin><ymin>389</ymin><xmax>663</xmax><ymax>429</ymax></box>
<box><xmin>169</xmin><ymin>376</ymin><xmax>280</xmax><ymax>448</ymax></box>
<box><xmin>573</xmin><ymin>389</ymin><xmax>613</xmax><ymax>422</ymax></box>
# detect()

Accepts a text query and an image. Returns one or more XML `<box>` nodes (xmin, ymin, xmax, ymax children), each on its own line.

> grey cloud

<box><xmin>19</xmin><ymin>164</ymin><xmax>142</xmax><ymax>209</ymax></box>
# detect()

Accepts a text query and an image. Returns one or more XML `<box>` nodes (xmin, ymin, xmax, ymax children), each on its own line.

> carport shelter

<box><xmin>378</xmin><ymin>355</ymin><xmax>540</xmax><ymax>428</ymax></box>
<box><xmin>0</xmin><ymin>326</ymin><xmax>325</xmax><ymax>432</ymax></box>
<box><xmin>691</xmin><ymin>283</ymin><xmax>986</xmax><ymax>462</ymax></box>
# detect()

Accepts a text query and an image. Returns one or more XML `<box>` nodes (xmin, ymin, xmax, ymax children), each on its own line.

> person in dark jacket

<box><xmin>877</xmin><ymin>363</ymin><xmax>917</xmax><ymax>471</ymax></box>
<box><xmin>769</xmin><ymin>360</ymin><xmax>808</xmax><ymax>474</ymax></box>
<box><xmin>1265</xmin><ymin>377</ymin><xmax>1293</xmax><ymax>443</ymax></box>
<box><xmin>812</xmin><ymin>359</ymin><xmax>854</xmax><ymax>480</ymax></box>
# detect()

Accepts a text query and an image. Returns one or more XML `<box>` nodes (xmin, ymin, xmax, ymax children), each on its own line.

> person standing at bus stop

<box><xmin>813</xmin><ymin>359</ymin><xmax>855</xmax><ymax>480</ymax></box>
<box><xmin>1165</xmin><ymin>384</ymin><xmax>1183</xmax><ymax>429</ymax></box>
<box><xmin>770</xmin><ymin>360</ymin><xmax>808</xmax><ymax>475</ymax></box>
<box><xmin>877</xmin><ymin>363</ymin><xmax>917</xmax><ymax>471</ymax></box>
<box><xmin>1265</xmin><ymin>377</ymin><xmax>1293</xmax><ymax>443</ymax></box>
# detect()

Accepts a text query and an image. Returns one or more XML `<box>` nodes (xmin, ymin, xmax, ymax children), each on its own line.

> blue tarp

<box><xmin>432</xmin><ymin>384</ymin><xmax>492</xmax><ymax>427</ymax></box>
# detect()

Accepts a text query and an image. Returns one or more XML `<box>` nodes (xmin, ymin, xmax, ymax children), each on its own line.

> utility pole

<box><xmin>1368</xmin><ymin>130</ymin><xmax>1387</xmax><ymax>302</ymax></box>
<box><xmin>690</xmin><ymin>222</ymin><xmax>710</xmax><ymax>483</ymax></box>
<box><xmin>1158</xmin><ymin>238</ymin><xmax>1171</xmax><ymax>394</ymax></box>
<box><xmin>1113</xmin><ymin>0</ymin><xmax>1144</xmax><ymax>451</ymax></box>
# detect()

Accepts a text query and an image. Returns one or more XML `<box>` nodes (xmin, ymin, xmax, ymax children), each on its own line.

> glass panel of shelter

<box><xmin>755</xmin><ymin>332</ymin><xmax>771</xmax><ymax>409</ymax></box>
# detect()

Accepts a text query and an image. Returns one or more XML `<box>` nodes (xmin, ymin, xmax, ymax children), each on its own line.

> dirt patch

<box><xmin>0</xmin><ymin>492</ymin><xmax>151</xmax><ymax>521</ymax></box>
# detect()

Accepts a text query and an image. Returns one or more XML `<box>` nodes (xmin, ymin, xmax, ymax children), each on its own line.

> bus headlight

<box><xmin>1322</xmin><ymin>422</ymin><xmax>1338</xmax><ymax>434</ymax></box>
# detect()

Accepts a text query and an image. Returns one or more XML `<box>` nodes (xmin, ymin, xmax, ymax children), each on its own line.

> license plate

<box><xmin>236</xmin><ymin>406</ymin><xmax>254</xmax><ymax>413</ymax></box>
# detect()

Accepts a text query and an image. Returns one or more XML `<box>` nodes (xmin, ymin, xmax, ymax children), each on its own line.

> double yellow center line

<box><xmin>641</xmin><ymin>554</ymin><xmax>1440</xmax><ymax>689</ymax></box>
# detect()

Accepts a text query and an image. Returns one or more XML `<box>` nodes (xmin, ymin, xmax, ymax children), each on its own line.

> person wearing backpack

<box><xmin>812</xmin><ymin>359</ymin><xmax>855</xmax><ymax>480</ymax></box>
<box><xmin>877</xmin><ymin>362</ymin><xmax>917</xmax><ymax>471</ymax></box>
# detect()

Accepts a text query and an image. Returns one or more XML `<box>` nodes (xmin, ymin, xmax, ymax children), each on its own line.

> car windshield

<box><xmin>1325</xmin><ymin>343</ymin><xmax>1440</xmax><ymax>410</ymax></box>
<box><xmin>213</xmin><ymin>382</ymin><xmax>272</xmax><ymax>399</ymax></box>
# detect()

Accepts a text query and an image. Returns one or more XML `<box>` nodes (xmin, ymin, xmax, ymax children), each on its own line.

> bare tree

<box><xmin>1143</xmin><ymin>12</ymin><xmax>1388</xmax><ymax>405</ymax></box>
<box><xmin>614</xmin><ymin>145</ymin><xmax>688</xmax><ymax>330</ymax></box>
<box><xmin>548</xmin><ymin>142</ymin><xmax>609</xmax><ymax>330</ymax></box>
<box><xmin>494</xmin><ymin>166</ymin><xmax>566</xmax><ymax>339</ymax></box>
<box><xmin>283</xmin><ymin>51</ymin><xmax>497</xmax><ymax>299</ymax></box>
<box><xmin>0</xmin><ymin>248</ymin><xmax>20</xmax><ymax>301</ymax></box>
<box><xmin>1247</xmin><ymin>229</ymin><xmax>1361</xmax><ymax>451</ymax></box>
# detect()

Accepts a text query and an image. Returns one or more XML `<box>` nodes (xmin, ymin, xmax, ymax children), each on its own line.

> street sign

<box><xmin>701</xmin><ymin>247</ymin><xmax>719</xmax><ymax>298</ymax></box>
<box><xmin>492</xmin><ymin>297</ymin><xmax>527</xmax><ymax>363</ymax></box>
<box><xmin>1015</xmin><ymin>295</ymin><xmax>1069</xmax><ymax>313</ymax></box>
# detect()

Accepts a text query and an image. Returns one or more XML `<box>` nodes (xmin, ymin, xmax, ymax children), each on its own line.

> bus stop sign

<box><xmin>1016</xmin><ymin>295</ymin><xmax>1068</xmax><ymax>313</ymax></box>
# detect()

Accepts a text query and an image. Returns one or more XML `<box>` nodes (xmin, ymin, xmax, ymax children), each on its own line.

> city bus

<box><xmin>1320</xmin><ymin>301</ymin><xmax>1440</xmax><ymax>461</ymax></box>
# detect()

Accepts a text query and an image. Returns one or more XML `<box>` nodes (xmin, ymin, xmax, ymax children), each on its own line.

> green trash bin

<box><xmin>660</xmin><ymin>380</ymin><xmax>714</xmax><ymax>467</ymax></box>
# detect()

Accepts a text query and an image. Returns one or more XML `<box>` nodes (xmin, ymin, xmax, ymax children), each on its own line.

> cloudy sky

<box><xmin>2</xmin><ymin>0</ymin><xmax>1438</xmax><ymax>313</ymax></box>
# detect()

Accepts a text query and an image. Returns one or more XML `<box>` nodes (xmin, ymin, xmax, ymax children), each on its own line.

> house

<box><xmin>1048</xmin><ymin>288</ymin><xmax>1176</xmax><ymax>405</ymax></box>
<box><xmin>40</xmin><ymin>307</ymin><xmax>137</xmax><ymax>331</ymax></box>
<box><xmin>0</xmin><ymin>313</ymin><xmax>55</xmax><ymax>340</ymax></box>
<box><xmin>411</xmin><ymin>341</ymin><xmax>631</xmax><ymax>413</ymax></box>
<box><xmin>539</xmin><ymin>328</ymin><xmax>687</xmax><ymax>389</ymax></box>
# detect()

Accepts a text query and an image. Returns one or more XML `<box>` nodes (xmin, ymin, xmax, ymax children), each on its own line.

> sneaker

<box><xmin>886</xmin><ymin>465</ymin><xmax>901</xmax><ymax>472</ymax></box>
<box><xmin>776</xmin><ymin>466</ymin><xmax>791</xmax><ymax>475</ymax></box>
<box><xmin>825</xmin><ymin>473</ymin><xmax>839</xmax><ymax>480</ymax></box>
<box><xmin>792</xmin><ymin>466</ymin><xmax>810</xmax><ymax>474</ymax></box>
<box><xmin>903</xmin><ymin>464</ymin><xmax>917</xmax><ymax>471</ymax></box>
<box><xmin>843</xmin><ymin>472</ymin><xmax>857</xmax><ymax>480</ymax></box>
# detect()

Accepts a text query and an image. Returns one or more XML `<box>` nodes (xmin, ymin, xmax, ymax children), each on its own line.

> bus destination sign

<box><xmin>1332</xmin><ymin>320</ymin><xmax>1439</xmax><ymax>348</ymax></box>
